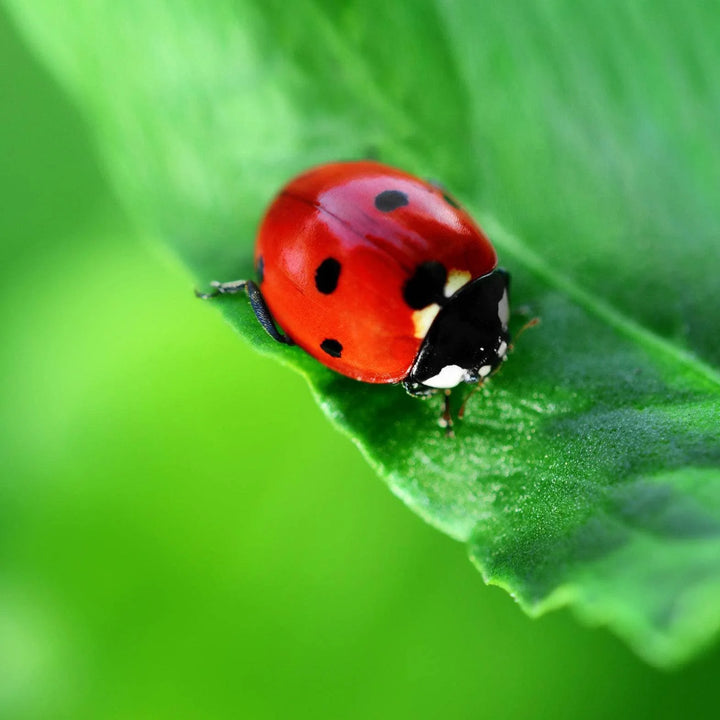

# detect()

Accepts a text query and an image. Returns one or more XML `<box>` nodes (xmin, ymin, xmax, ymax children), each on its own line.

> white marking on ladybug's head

<box><xmin>497</xmin><ymin>340</ymin><xmax>508</xmax><ymax>358</ymax></box>
<box><xmin>478</xmin><ymin>364</ymin><xmax>492</xmax><ymax>378</ymax></box>
<box><xmin>498</xmin><ymin>288</ymin><xmax>510</xmax><ymax>329</ymax></box>
<box><xmin>422</xmin><ymin>364</ymin><xmax>467</xmax><ymax>389</ymax></box>
<box><xmin>412</xmin><ymin>303</ymin><xmax>441</xmax><ymax>339</ymax></box>
<box><xmin>444</xmin><ymin>269</ymin><xmax>472</xmax><ymax>298</ymax></box>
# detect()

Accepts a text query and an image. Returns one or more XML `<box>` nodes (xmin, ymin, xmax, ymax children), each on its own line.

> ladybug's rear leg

<box><xmin>196</xmin><ymin>280</ymin><xmax>294</xmax><ymax>346</ymax></box>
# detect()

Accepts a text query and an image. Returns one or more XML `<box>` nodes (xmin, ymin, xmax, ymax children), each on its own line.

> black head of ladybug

<box><xmin>402</xmin><ymin>268</ymin><xmax>511</xmax><ymax>397</ymax></box>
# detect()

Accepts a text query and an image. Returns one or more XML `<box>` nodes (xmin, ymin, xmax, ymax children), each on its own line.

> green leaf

<box><xmin>8</xmin><ymin>0</ymin><xmax>720</xmax><ymax>666</ymax></box>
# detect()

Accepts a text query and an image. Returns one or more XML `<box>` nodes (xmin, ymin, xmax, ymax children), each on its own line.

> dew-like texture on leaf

<box><xmin>7</xmin><ymin>0</ymin><xmax>720</xmax><ymax>667</ymax></box>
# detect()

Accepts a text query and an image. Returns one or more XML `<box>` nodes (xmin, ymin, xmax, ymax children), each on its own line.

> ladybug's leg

<box><xmin>194</xmin><ymin>279</ymin><xmax>248</xmax><ymax>298</ymax></box>
<box><xmin>438</xmin><ymin>389</ymin><xmax>455</xmax><ymax>438</ymax></box>
<box><xmin>403</xmin><ymin>382</ymin><xmax>455</xmax><ymax>437</ymax></box>
<box><xmin>196</xmin><ymin>279</ymin><xmax>294</xmax><ymax>346</ymax></box>
<box><xmin>244</xmin><ymin>281</ymin><xmax>294</xmax><ymax>345</ymax></box>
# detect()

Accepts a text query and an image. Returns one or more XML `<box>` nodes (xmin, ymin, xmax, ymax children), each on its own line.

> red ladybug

<box><xmin>200</xmin><ymin>161</ymin><xmax>510</xmax><ymax>406</ymax></box>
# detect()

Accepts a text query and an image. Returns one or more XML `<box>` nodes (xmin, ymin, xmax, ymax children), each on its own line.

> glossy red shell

<box><xmin>255</xmin><ymin>161</ymin><xmax>498</xmax><ymax>384</ymax></box>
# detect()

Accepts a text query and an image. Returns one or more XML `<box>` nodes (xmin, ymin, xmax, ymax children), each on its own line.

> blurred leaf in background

<box><xmin>2</xmin><ymin>1</ymin><xmax>720</xmax><ymax>718</ymax></box>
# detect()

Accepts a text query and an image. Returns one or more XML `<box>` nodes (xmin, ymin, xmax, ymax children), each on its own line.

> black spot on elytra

<box><xmin>315</xmin><ymin>257</ymin><xmax>341</xmax><ymax>294</ymax></box>
<box><xmin>256</xmin><ymin>255</ymin><xmax>265</xmax><ymax>283</ymax></box>
<box><xmin>403</xmin><ymin>261</ymin><xmax>448</xmax><ymax>309</ymax></box>
<box><xmin>320</xmin><ymin>338</ymin><xmax>343</xmax><ymax>358</ymax></box>
<box><xmin>443</xmin><ymin>193</ymin><xmax>460</xmax><ymax>209</ymax></box>
<box><xmin>375</xmin><ymin>190</ymin><xmax>409</xmax><ymax>212</ymax></box>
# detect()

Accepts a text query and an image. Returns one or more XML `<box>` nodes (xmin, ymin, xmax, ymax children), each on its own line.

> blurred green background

<box><xmin>2</xmin><ymin>6</ymin><xmax>720</xmax><ymax>720</ymax></box>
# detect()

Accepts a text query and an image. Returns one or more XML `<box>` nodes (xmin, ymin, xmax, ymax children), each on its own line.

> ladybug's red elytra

<box><xmin>199</xmin><ymin>161</ymin><xmax>511</xmax><ymax>425</ymax></box>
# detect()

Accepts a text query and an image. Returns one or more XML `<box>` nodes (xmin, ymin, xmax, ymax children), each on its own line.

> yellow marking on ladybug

<box><xmin>444</xmin><ymin>269</ymin><xmax>472</xmax><ymax>298</ymax></box>
<box><xmin>412</xmin><ymin>303</ymin><xmax>441</xmax><ymax>339</ymax></box>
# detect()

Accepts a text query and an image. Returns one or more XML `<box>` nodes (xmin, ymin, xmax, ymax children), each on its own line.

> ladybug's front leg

<box><xmin>438</xmin><ymin>389</ymin><xmax>455</xmax><ymax>439</ymax></box>
<box><xmin>196</xmin><ymin>280</ymin><xmax>294</xmax><ymax>346</ymax></box>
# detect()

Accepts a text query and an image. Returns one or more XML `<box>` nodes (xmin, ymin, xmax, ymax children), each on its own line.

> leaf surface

<box><xmin>8</xmin><ymin>0</ymin><xmax>720</xmax><ymax>666</ymax></box>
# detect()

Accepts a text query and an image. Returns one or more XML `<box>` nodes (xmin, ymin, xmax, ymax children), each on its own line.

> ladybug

<box><xmin>199</xmin><ymin>161</ymin><xmax>510</xmax><ymax>425</ymax></box>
